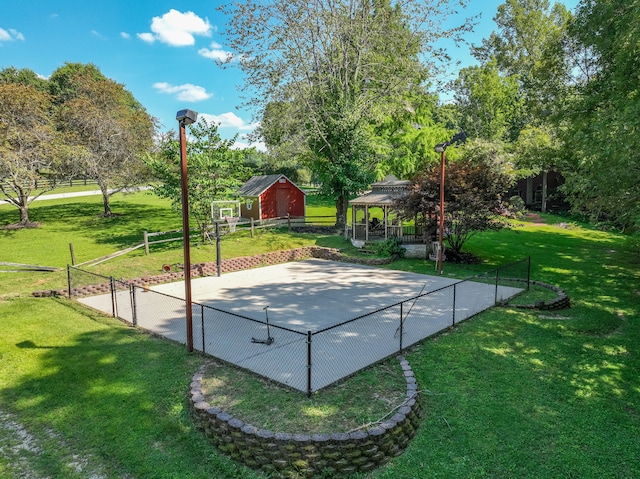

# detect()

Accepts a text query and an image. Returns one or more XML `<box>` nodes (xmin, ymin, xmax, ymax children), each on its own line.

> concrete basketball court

<box><xmin>78</xmin><ymin>259</ymin><xmax>523</xmax><ymax>392</ymax></box>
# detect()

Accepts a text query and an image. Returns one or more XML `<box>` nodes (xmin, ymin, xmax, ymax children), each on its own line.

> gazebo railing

<box><xmin>352</xmin><ymin>224</ymin><xmax>427</xmax><ymax>244</ymax></box>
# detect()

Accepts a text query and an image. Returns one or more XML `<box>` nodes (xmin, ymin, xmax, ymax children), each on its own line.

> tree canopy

<box><xmin>145</xmin><ymin>119</ymin><xmax>253</xmax><ymax>239</ymax></box>
<box><xmin>560</xmin><ymin>0</ymin><xmax>640</xmax><ymax>230</ymax></box>
<box><xmin>221</xmin><ymin>0</ymin><xmax>472</xmax><ymax>228</ymax></box>
<box><xmin>0</xmin><ymin>82</ymin><xmax>64</xmax><ymax>225</ymax></box>
<box><xmin>0</xmin><ymin>63</ymin><xmax>156</xmax><ymax>224</ymax></box>
<box><xmin>53</xmin><ymin>64</ymin><xmax>156</xmax><ymax>216</ymax></box>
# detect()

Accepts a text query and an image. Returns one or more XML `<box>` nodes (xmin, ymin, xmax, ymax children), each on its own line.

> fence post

<box><xmin>110</xmin><ymin>277</ymin><xmax>117</xmax><ymax>318</ymax></box>
<box><xmin>67</xmin><ymin>265</ymin><xmax>72</xmax><ymax>298</ymax></box>
<box><xmin>130</xmin><ymin>284</ymin><xmax>137</xmax><ymax>326</ymax></box>
<box><xmin>144</xmin><ymin>231</ymin><xmax>149</xmax><ymax>255</ymax></box>
<box><xmin>452</xmin><ymin>283</ymin><xmax>457</xmax><ymax>326</ymax></box>
<box><xmin>69</xmin><ymin>243</ymin><xmax>76</xmax><ymax>266</ymax></box>
<box><xmin>307</xmin><ymin>331</ymin><xmax>313</xmax><ymax>397</ymax></box>
<box><xmin>399</xmin><ymin>302</ymin><xmax>403</xmax><ymax>351</ymax></box>
<box><xmin>201</xmin><ymin>305</ymin><xmax>205</xmax><ymax>354</ymax></box>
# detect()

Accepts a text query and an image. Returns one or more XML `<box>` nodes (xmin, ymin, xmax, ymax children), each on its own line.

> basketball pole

<box><xmin>216</xmin><ymin>221</ymin><xmax>221</xmax><ymax>277</ymax></box>
<box><xmin>177</xmin><ymin>109</ymin><xmax>198</xmax><ymax>353</ymax></box>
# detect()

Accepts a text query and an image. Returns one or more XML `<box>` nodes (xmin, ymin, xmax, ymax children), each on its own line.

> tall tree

<box><xmin>0</xmin><ymin>82</ymin><xmax>63</xmax><ymax>226</ymax></box>
<box><xmin>0</xmin><ymin>66</ymin><xmax>48</xmax><ymax>92</ymax></box>
<box><xmin>451</xmin><ymin>59</ymin><xmax>524</xmax><ymax>142</ymax></box>
<box><xmin>221</xmin><ymin>0</ymin><xmax>471</xmax><ymax>228</ymax></box>
<box><xmin>472</xmin><ymin>0</ymin><xmax>572</xmax><ymax>124</ymax></box>
<box><xmin>48</xmin><ymin>62</ymin><xmax>107</xmax><ymax>104</ymax></box>
<box><xmin>145</xmin><ymin>119</ymin><xmax>252</xmax><ymax>239</ymax></box>
<box><xmin>561</xmin><ymin>0</ymin><xmax>640</xmax><ymax>230</ymax></box>
<box><xmin>54</xmin><ymin>66</ymin><xmax>156</xmax><ymax>216</ymax></box>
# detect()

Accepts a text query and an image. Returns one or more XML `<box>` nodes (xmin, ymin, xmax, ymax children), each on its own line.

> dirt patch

<box><xmin>290</xmin><ymin>225</ymin><xmax>342</xmax><ymax>235</ymax></box>
<box><xmin>524</xmin><ymin>213</ymin><xmax>546</xmax><ymax>224</ymax></box>
<box><xmin>446</xmin><ymin>251</ymin><xmax>481</xmax><ymax>264</ymax></box>
<box><xmin>0</xmin><ymin>407</ymin><xmax>112</xmax><ymax>479</ymax></box>
<box><xmin>1</xmin><ymin>222</ymin><xmax>42</xmax><ymax>230</ymax></box>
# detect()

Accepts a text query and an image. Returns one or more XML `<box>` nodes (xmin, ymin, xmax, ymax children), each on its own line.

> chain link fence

<box><xmin>68</xmin><ymin>257</ymin><xmax>529</xmax><ymax>395</ymax></box>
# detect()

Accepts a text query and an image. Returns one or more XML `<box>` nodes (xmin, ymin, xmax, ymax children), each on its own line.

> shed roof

<box><xmin>237</xmin><ymin>174</ymin><xmax>305</xmax><ymax>197</ymax></box>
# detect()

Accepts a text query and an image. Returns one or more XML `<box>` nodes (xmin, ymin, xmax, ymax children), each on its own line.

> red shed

<box><xmin>238</xmin><ymin>174</ymin><xmax>306</xmax><ymax>221</ymax></box>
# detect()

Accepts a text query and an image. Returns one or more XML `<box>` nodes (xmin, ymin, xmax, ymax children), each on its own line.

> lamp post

<box><xmin>434</xmin><ymin>142</ymin><xmax>447</xmax><ymax>275</ymax></box>
<box><xmin>176</xmin><ymin>109</ymin><xmax>198</xmax><ymax>353</ymax></box>
<box><xmin>434</xmin><ymin>131</ymin><xmax>466</xmax><ymax>275</ymax></box>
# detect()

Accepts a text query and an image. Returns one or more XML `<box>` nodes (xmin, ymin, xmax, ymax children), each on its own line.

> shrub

<box><xmin>372</xmin><ymin>238</ymin><xmax>406</xmax><ymax>258</ymax></box>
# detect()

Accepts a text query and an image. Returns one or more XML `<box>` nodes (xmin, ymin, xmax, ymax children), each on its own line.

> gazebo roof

<box><xmin>349</xmin><ymin>177</ymin><xmax>410</xmax><ymax>207</ymax></box>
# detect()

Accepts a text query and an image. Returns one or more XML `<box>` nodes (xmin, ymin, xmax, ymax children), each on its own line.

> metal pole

<box><xmin>438</xmin><ymin>148</ymin><xmax>445</xmax><ymax>275</ymax></box>
<box><xmin>179</xmin><ymin>119</ymin><xmax>194</xmax><ymax>353</ymax></box>
<box><xmin>452</xmin><ymin>283</ymin><xmax>457</xmax><ymax>326</ymax></box>
<box><xmin>307</xmin><ymin>331</ymin><xmax>312</xmax><ymax>397</ymax></box>
<box><xmin>527</xmin><ymin>256</ymin><xmax>531</xmax><ymax>291</ymax></box>
<box><xmin>131</xmin><ymin>284</ymin><xmax>137</xmax><ymax>326</ymax></box>
<box><xmin>110</xmin><ymin>277</ymin><xmax>117</xmax><ymax>318</ymax></box>
<box><xmin>201</xmin><ymin>304</ymin><xmax>205</xmax><ymax>354</ymax></box>
<box><xmin>399</xmin><ymin>302</ymin><xmax>404</xmax><ymax>351</ymax></box>
<box><xmin>216</xmin><ymin>222</ymin><xmax>221</xmax><ymax>277</ymax></box>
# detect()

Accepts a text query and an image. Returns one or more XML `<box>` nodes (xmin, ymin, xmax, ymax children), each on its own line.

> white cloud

<box><xmin>196</xmin><ymin>113</ymin><xmax>264</xmax><ymax>150</ymax></box>
<box><xmin>138</xmin><ymin>9</ymin><xmax>211</xmax><ymax>47</ymax></box>
<box><xmin>0</xmin><ymin>28</ymin><xmax>25</xmax><ymax>43</ymax></box>
<box><xmin>198</xmin><ymin>42</ymin><xmax>234</xmax><ymax>62</ymax></box>
<box><xmin>233</xmin><ymin>138</ymin><xmax>267</xmax><ymax>152</ymax></box>
<box><xmin>153</xmin><ymin>82</ymin><xmax>212</xmax><ymax>102</ymax></box>
<box><xmin>137</xmin><ymin>32</ymin><xmax>155</xmax><ymax>43</ymax></box>
<box><xmin>120</xmin><ymin>32</ymin><xmax>131</xmax><ymax>39</ymax></box>
<box><xmin>200</xmin><ymin>112</ymin><xmax>258</xmax><ymax>131</ymax></box>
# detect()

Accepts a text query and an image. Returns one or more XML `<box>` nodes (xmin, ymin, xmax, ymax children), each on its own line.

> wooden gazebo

<box><xmin>349</xmin><ymin>177</ymin><xmax>410</xmax><ymax>242</ymax></box>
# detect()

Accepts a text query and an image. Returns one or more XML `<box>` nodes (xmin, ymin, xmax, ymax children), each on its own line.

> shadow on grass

<box><xmin>0</xmin><ymin>299</ymin><xmax>253</xmax><ymax>479</ymax></box>
<box><xmin>19</xmin><ymin>200</ymin><xmax>182</xmax><ymax>249</ymax></box>
<box><xmin>403</xmin><ymin>306</ymin><xmax>640</xmax><ymax>478</ymax></box>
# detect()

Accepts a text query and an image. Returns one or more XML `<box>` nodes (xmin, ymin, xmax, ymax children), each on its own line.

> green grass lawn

<box><xmin>1</xmin><ymin>194</ymin><xmax>639</xmax><ymax>478</ymax></box>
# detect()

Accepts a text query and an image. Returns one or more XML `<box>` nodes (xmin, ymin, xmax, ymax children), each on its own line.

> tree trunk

<box><xmin>19</xmin><ymin>204</ymin><xmax>29</xmax><ymax>224</ymax></box>
<box><xmin>541</xmin><ymin>171</ymin><xmax>548</xmax><ymax>212</ymax></box>
<box><xmin>526</xmin><ymin>177</ymin><xmax>534</xmax><ymax>206</ymax></box>
<box><xmin>100</xmin><ymin>184</ymin><xmax>113</xmax><ymax>217</ymax></box>
<box><xmin>335</xmin><ymin>192</ymin><xmax>348</xmax><ymax>230</ymax></box>
<box><xmin>18</xmin><ymin>189</ymin><xmax>30</xmax><ymax>224</ymax></box>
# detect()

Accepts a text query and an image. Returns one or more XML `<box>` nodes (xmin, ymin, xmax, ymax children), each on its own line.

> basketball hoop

<box><xmin>225</xmin><ymin>216</ymin><xmax>239</xmax><ymax>233</ymax></box>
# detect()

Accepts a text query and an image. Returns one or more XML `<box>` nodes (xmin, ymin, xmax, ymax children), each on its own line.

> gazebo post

<box><xmin>365</xmin><ymin>206</ymin><xmax>369</xmax><ymax>241</ymax></box>
<box><xmin>352</xmin><ymin>205</ymin><xmax>356</xmax><ymax>240</ymax></box>
<box><xmin>383</xmin><ymin>206</ymin><xmax>389</xmax><ymax>239</ymax></box>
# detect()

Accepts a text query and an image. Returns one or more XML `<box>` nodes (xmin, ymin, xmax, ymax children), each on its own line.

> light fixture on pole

<box><xmin>434</xmin><ymin>131</ymin><xmax>466</xmax><ymax>275</ymax></box>
<box><xmin>176</xmin><ymin>108</ymin><xmax>198</xmax><ymax>353</ymax></box>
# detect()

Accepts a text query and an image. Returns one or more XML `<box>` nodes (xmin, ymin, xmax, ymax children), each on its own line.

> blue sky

<box><xmin>1</xmin><ymin>0</ymin><xmax>578</xmax><ymax>149</ymax></box>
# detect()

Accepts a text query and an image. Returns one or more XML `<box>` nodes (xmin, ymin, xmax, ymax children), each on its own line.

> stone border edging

<box><xmin>32</xmin><ymin>246</ymin><xmax>394</xmax><ymax>298</ymax></box>
<box><xmin>189</xmin><ymin>356</ymin><xmax>421</xmax><ymax>478</ymax></box>
<box><xmin>502</xmin><ymin>278</ymin><xmax>570</xmax><ymax>310</ymax></box>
